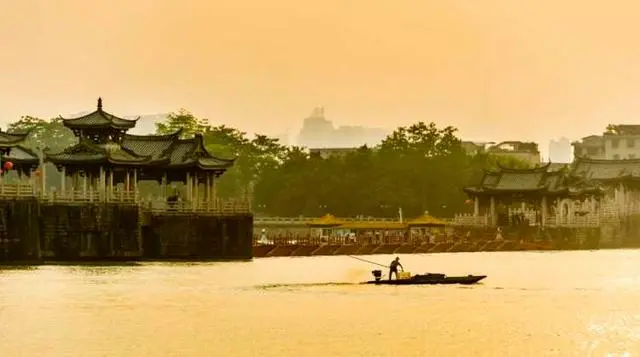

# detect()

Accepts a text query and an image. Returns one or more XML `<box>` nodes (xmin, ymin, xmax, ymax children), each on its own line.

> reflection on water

<box><xmin>1</xmin><ymin>251</ymin><xmax>640</xmax><ymax>356</ymax></box>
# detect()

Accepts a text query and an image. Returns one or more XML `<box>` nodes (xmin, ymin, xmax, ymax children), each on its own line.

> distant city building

<box><xmin>274</xmin><ymin>132</ymin><xmax>290</xmax><ymax>146</ymax></box>
<box><xmin>572</xmin><ymin>124</ymin><xmax>640</xmax><ymax>160</ymax></box>
<box><xmin>486</xmin><ymin>141</ymin><xmax>541</xmax><ymax>166</ymax></box>
<box><xmin>297</xmin><ymin>106</ymin><xmax>387</xmax><ymax>148</ymax></box>
<box><xmin>548</xmin><ymin>137</ymin><xmax>572</xmax><ymax>163</ymax></box>
<box><xmin>461</xmin><ymin>141</ymin><xmax>488</xmax><ymax>156</ymax></box>
<box><xmin>461</xmin><ymin>140</ymin><xmax>541</xmax><ymax>166</ymax></box>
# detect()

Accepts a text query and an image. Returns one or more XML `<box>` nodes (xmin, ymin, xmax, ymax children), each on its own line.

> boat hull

<box><xmin>364</xmin><ymin>274</ymin><xmax>486</xmax><ymax>285</ymax></box>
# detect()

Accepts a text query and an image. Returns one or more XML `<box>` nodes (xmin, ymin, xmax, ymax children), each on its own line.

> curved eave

<box><xmin>4</xmin><ymin>157</ymin><xmax>39</xmax><ymax>165</ymax></box>
<box><xmin>0</xmin><ymin>131</ymin><xmax>30</xmax><ymax>144</ymax></box>
<box><xmin>45</xmin><ymin>156</ymin><xmax>107</xmax><ymax>165</ymax></box>
<box><xmin>496</xmin><ymin>162</ymin><xmax>551</xmax><ymax>173</ymax></box>
<box><xmin>464</xmin><ymin>188</ymin><xmax>547</xmax><ymax>195</ymax></box>
<box><xmin>0</xmin><ymin>142</ymin><xmax>26</xmax><ymax>148</ymax></box>
<box><xmin>124</xmin><ymin>128</ymin><xmax>183</xmax><ymax>141</ymax></box>
<box><xmin>106</xmin><ymin>158</ymin><xmax>152</xmax><ymax>166</ymax></box>
<box><xmin>197</xmin><ymin>163</ymin><xmax>231</xmax><ymax>171</ymax></box>
<box><xmin>165</xmin><ymin>162</ymin><xmax>231</xmax><ymax>172</ymax></box>
<box><xmin>61</xmin><ymin>111</ymin><xmax>137</xmax><ymax>130</ymax></box>
<box><xmin>463</xmin><ymin>187</ymin><xmax>483</xmax><ymax>194</ymax></box>
<box><xmin>65</xmin><ymin>122</ymin><xmax>136</xmax><ymax>130</ymax></box>
<box><xmin>588</xmin><ymin>176</ymin><xmax>640</xmax><ymax>182</ymax></box>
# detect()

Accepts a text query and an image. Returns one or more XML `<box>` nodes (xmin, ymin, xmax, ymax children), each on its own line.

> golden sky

<box><xmin>2</xmin><ymin>0</ymin><xmax>640</xmax><ymax>148</ymax></box>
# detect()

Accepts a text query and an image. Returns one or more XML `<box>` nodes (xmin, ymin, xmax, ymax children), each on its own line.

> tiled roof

<box><xmin>121</xmin><ymin>130</ymin><xmax>181</xmax><ymax>162</ymax></box>
<box><xmin>60</xmin><ymin>98</ymin><xmax>138</xmax><ymax>130</ymax></box>
<box><xmin>164</xmin><ymin>133</ymin><xmax>234</xmax><ymax>170</ymax></box>
<box><xmin>46</xmin><ymin>131</ymin><xmax>235</xmax><ymax>171</ymax></box>
<box><xmin>45</xmin><ymin>140</ymin><xmax>150</xmax><ymax>165</ymax></box>
<box><xmin>0</xmin><ymin>130</ymin><xmax>30</xmax><ymax>147</ymax></box>
<box><xmin>4</xmin><ymin>145</ymin><xmax>39</xmax><ymax>164</ymax></box>
<box><xmin>464</xmin><ymin>163</ymin><xmax>602</xmax><ymax>196</ymax></box>
<box><xmin>571</xmin><ymin>157</ymin><xmax>640</xmax><ymax>181</ymax></box>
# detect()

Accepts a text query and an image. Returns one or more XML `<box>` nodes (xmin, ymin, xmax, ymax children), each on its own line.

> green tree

<box><xmin>155</xmin><ymin>109</ymin><xmax>210</xmax><ymax>138</ymax></box>
<box><xmin>6</xmin><ymin>116</ymin><xmax>77</xmax><ymax>188</ymax></box>
<box><xmin>7</xmin><ymin>116</ymin><xmax>76</xmax><ymax>152</ymax></box>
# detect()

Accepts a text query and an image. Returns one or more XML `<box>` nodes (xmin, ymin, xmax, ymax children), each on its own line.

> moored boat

<box><xmin>363</xmin><ymin>270</ymin><xmax>486</xmax><ymax>285</ymax></box>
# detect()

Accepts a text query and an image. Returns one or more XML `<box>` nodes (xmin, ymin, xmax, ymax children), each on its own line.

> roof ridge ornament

<box><xmin>97</xmin><ymin>97</ymin><xmax>103</xmax><ymax>111</ymax></box>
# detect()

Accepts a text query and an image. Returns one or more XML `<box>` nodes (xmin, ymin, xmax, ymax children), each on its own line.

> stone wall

<box><xmin>40</xmin><ymin>203</ymin><xmax>141</xmax><ymax>259</ymax></box>
<box><xmin>0</xmin><ymin>199</ymin><xmax>40</xmax><ymax>261</ymax></box>
<box><xmin>143</xmin><ymin>214</ymin><xmax>253</xmax><ymax>259</ymax></box>
<box><xmin>0</xmin><ymin>199</ymin><xmax>253</xmax><ymax>262</ymax></box>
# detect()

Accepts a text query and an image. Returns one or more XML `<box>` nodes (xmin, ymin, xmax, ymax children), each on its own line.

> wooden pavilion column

<box><xmin>473</xmin><ymin>196</ymin><xmax>479</xmax><ymax>216</ymax></box>
<box><xmin>205</xmin><ymin>172</ymin><xmax>210</xmax><ymax>210</ymax></box>
<box><xmin>108</xmin><ymin>169</ymin><xmax>114</xmax><ymax>202</ymax></box>
<box><xmin>133</xmin><ymin>169</ymin><xmax>138</xmax><ymax>202</ymax></box>
<box><xmin>99</xmin><ymin>166</ymin><xmax>106</xmax><ymax>201</ymax></box>
<box><xmin>125</xmin><ymin>169</ymin><xmax>130</xmax><ymax>201</ymax></box>
<box><xmin>211</xmin><ymin>174</ymin><xmax>217</xmax><ymax>205</ymax></box>
<box><xmin>161</xmin><ymin>173</ymin><xmax>168</xmax><ymax>198</ymax></box>
<box><xmin>541</xmin><ymin>196</ymin><xmax>548</xmax><ymax>226</ymax></box>
<box><xmin>60</xmin><ymin>166</ymin><xmax>66</xmax><ymax>197</ymax></box>
<box><xmin>489</xmin><ymin>196</ymin><xmax>496</xmax><ymax>226</ymax></box>
<box><xmin>82</xmin><ymin>172</ymin><xmax>88</xmax><ymax>201</ymax></box>
<box><xmin>186</xmin><ymin>172</ymin><xmax>191</xmax><ymax>206</ymax></box>
<box><xmin>40</xmin><ymin>164</ymin><xmax>46</xmax><ymax>199</ymax></box>
<box><xmin>193</xmin><ymin>173</ymin><xmax>199</xmax><ymax>211</ymax></box>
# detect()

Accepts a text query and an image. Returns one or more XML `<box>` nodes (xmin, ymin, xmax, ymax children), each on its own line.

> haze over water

<box><xmin>1</xmin><ymin>251</ymin><xmax>640</xmax><ymax>356</ymax></box>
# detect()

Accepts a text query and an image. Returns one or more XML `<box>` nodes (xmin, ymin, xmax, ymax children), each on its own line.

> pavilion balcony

<box><xmin>0</xmin><ymin>183</ymin><xmax>39</xmax><ymax>198</ymax></box>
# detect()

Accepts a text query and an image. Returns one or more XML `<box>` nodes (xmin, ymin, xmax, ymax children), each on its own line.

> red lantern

<box><xmin>465</xmin><ymin>199</ymin><xmax>472</xmax><ymax>204</ymax></box>
<box><xmin>33</xmin><ymin>169</ymin><xmax>41</xmax><ymax>177</ymax></box>
<box><xmin>3</xmin><ymin>161</ymin><xmax>13</xmax><ymax>171</ymax></box>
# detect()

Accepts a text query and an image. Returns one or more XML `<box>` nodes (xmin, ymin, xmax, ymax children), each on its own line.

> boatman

<box><xmin>389</xmin><ymin>257</ymin><xmax>403</xmax><ymax>280</ymax></box>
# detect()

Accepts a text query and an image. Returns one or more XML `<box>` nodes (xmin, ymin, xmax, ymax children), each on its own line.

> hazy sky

<box><xmin>3</xmin><ymin>0</ymin><xmax>640</xmax><ymax>153</ymax></box>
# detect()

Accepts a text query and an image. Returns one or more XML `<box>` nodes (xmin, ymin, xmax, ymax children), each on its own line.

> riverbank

<box><xmin>252</xmin><ymin>240</ymin><xmax>579</xmax><ymax>257</ymax></box>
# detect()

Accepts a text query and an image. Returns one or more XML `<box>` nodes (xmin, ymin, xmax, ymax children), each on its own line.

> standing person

<box><xmin>389</xmin><ymin>257</ymin><xmax>403</xmax><ymax>280</ymax></box>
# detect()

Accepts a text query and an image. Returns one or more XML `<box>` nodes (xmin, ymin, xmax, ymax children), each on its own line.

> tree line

<box><xmin>6</xmin><ymin>110</ymin><xmax>530</xmax><ymax>218</ymax></box>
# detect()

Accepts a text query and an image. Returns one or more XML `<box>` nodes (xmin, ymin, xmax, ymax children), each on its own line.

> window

<box><xmin>586</xmin><ymin>147</ymin><xmax>598</xmax><ymax>155</ymax></box>
<box><xmin>613</xmin><ymin>154</ymin><xmax>620</xmax><ymax>160</ymax></box>
<box><xmin>628</xmin><ymin>139</ymin><xmax>636</xmax><ymax>148</ymax></box>
<box><xmin>611</xmin><ymin>138</ymin><xmax>620</xmax><ymax>148</ymax></box>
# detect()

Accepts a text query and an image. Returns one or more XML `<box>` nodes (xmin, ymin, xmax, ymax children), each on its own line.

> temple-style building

<box><xmin>0</xmin><ymin>98</ymin><xmax>252</xmax><ymax>262</ymax></box>
<box><xmin>459</xmin><ymin>163</ymin><xmax>603</xmax><ymax>227</ymax></box>
<box><xmin>43</xmin><ymin>98</ymin><xmax>235</xmax><ymax>209</ymax></box>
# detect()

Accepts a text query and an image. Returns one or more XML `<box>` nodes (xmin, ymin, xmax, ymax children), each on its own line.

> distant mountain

<box><xmin>296</xmin><ymin>106</ymin><xmax>388</xmax><ymax>148</ymax></box>
<box><xmin>125</xmin><ymin>114</ymin><xmax>168</xmax><ymax>135</ymax></box>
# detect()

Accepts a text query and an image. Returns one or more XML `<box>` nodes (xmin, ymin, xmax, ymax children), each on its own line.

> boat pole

<box><xmin>347</xmin><ymin>255</ymin><xmax>389</xmax><ymax>268</ymax></box>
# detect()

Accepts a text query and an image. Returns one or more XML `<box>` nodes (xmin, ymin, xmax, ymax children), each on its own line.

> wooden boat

<box><xmin>363</xmin><ymin>270</ymin><xmax>486</xmax><ymax>285</ymax></box>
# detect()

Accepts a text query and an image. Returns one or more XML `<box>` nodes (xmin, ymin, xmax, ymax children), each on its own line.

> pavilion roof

<box><xmin>464</xmin><ymin>163</ymin><xmax>602</xmax><ymax>196</ymax></box>
<box><xmin>307</xmin><ymin>214</ymin><xmax>343</xmax><ymax>227</ymax></box>
<box><xmin>407</xmin><ymin>213</ymin><xmax>447</xmax><ymax>226</ymax></box>
<box><xmin>0</xmin><ymin>130</ymin><xmax>31</xmax><ymax>148</ymax></box>
<box><xmin>4</xmin><ymin>145</ymin><xmax>39</xmax><ymax>165</ymax></box>
<box><xmin>570</xmin><ymin>157</ymin><xmax>640</xmax><ymax>182</ymax></box>
<box><xmin>60</xmin><ymin>98</ymin><xmax>138</xmax><ymax>131</ymax></box>
<box><xmin>46</xmin><ymin>130</ymin><xmax>235</xmax><ymax>172</ymax></box>
<box><xmin>45</xmin><ymin>140</ymin><xmax>151</xmax><ymax>166</ymax></box>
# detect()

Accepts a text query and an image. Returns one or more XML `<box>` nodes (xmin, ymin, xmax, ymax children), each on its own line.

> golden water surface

<box><xmin>1</xmin><ymin>251</ymin><xmax>640</xmax><ymax>357</ymax></box>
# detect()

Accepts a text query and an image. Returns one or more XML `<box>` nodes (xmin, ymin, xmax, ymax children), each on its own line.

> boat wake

<box><xmin>255</xmin><ymin>282</ymin><xmax>358</xmax><ymax>290</ymax></box>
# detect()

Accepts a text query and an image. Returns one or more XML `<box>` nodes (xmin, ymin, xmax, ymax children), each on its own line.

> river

<box><xmin>1</xmin><ymin>250</ymin><xmax>639</xmax><ymax>356</ymax></box>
